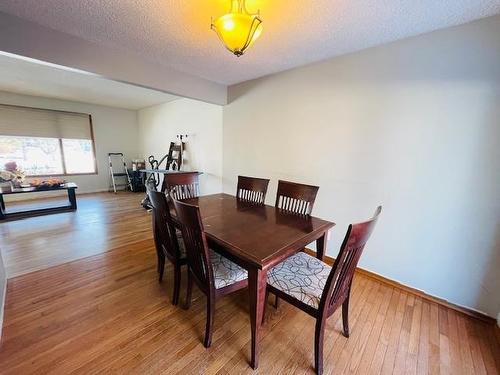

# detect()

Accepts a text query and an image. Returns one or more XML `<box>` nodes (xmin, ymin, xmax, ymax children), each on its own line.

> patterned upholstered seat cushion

<box><xmin>176</xmin><ymin>237</ymin><xmax>187</xmax><ymax>258</ymax></box>
<box><xmin>162</xmin><ymin>232</ymin><xmax>187</xmax><ymax>259</ymax></box>
<box><xmin>175</xmin><ymin>228</ymin><xmax>183</xmax><ymax>239</ymax></box>
<box><xmin>268</xmin><ymin>252</ymin><xmax>331</xmax><ymax>309</ymax></box>
<box><xmin>209</xmin><ymin>249</ymin><xmax>248</xmax><ymax>289</ymax></box>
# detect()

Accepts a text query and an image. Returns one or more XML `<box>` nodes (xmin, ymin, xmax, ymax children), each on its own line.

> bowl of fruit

<box><xmin>30</xmin><ymin>178</ymin><xmax>66</xmax><ymax>190</ymax></box>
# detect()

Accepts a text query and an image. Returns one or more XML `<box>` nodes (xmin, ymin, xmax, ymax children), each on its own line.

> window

<box><xmin>61</xmin><ymin>139</ymin><xmax>95</xmax><ymax>174</ymax></box>
<box><xmin>0</xmin><ymin>104</ymin><xmax>96</xmax><ymax>176</ymax></box>
<box><xmin>0</xmin><ymin>136</ymin><xmax>63</xmax><ymax>175</ymax></box>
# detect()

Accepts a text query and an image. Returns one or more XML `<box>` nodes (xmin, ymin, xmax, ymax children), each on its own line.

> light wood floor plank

<box><xmin>367</xmin><ymin>289</ymin><xmax>401</xmax><ymax>375</ymax></box>
<box><xmin>428</xmin><ymin>302</ymin><xmax>441</xmax><ymax>375</ymax></box>
<box><xmin>456</xmin><ymin>313</ymin><xmax>476</xmax><ymax>375</ymax></box>
<box><xmin>292</xmin><ymin>276</ymin><xmax>370</xmax><ymax>375</ymax></box>
<box><xmin>325</xmin><ymin>279</ymin><xmax>380</xmax><ymax>374</ymax></box>
<box><xmin>393</xmin><ymin>294</ymin><xmax>415</xmax><ymax>374</ymax></box>
<box><xmin>475</xmin><ymin>323</ymin><xmax>499</xmax><ymax>375</ymax></box>
<box><xmin>353</xmin><ymin>286</ymin><xmax>394</xmax><ymax>374</ymax></box>
<box><xmin>329</xmin><ymin>282</ymin><xmax>385</xmax><ymax>374</ymax></box>
<box><xmin>405</xmin><ymin>296</ymin><xmax>422</xmax><ymax>375</ymax></box>
<box><xmin>416</xmin><ymin>301</ymin><xmax>430</xmax><ymax>375</ymax></box>
<box><xmin>447</xmin><ymin>309</ymin><xmax>463</xmax><ymax>375</ymax></box>
<box><xmin>439</xmin><ymin>305</ymin><xmax>451</xmax><ymax>374</ymax></box>
<box><xmin>466</xmin><ymin>317</ymin><xmax>488</xmax><ymax>375</ymax></box>
<box><xmin>488</xmin><ymin>325</ymin><xmax>500</xmax><ymax>374</ymax></box>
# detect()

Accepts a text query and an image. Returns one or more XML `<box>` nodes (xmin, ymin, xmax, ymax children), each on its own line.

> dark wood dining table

<box><xmin>180</xmin><ymin>193</ymin><xmax>335</xmax><ymax>369</ymax></box>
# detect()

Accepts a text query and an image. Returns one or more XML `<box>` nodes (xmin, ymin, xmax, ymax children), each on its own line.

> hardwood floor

<box><xmin>0</xmin><ymin>192</ymin><xmax>150</xmax><ymax>277</ymax></box>
<box><xmin>0</xmin><ymin>193</ymin><xmax>498</xmax><ymax>374</ymax></box>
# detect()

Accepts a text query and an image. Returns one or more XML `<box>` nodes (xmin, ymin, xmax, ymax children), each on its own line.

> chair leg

<box><xmin>184</xmin><ymin>269</ymin><xmax>193</xmax><ymax>309</ymax></box>
<box><xmin>204</xmin><ymin>297</ymin><xmax>215</xmax><ymax>348</ymax></box>
<box><xmin>342</xmin><ymin>295</ymin><xmax>350</xmax><ymax>338</ymax></box>
<box><xmin>274</xmin><ymin>294</ymin><xmax>280</xmax><ymax>309</ymax></box>
<box><xmin>158</xmin><ymin>254</ymin><xmax>165</xmax><ymax>283</ymax></box>
<box><xmin>262</xmin><ymin>289</ymin><xmax>270</xmax><ymax>325</ymax></box>
<box><xmin>172</xmin><ymin>263</ymin><xmax>181</xmax><ymax>306</ymax></box>
<box><xmin>314</xmin><ymin>319</ymin><xmax>326</xmax><ymax>375</ymax></box>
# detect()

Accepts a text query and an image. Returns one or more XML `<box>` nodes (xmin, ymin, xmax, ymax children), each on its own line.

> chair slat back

<box><xmin>163</xmin><ymin>172</ymin><xmax>200</xmax><ymax>200</ymax></box>
<box><xmin>237</xmin><ymin>175</ymin><xmax>270</xmax><ymax>204</ymax></box>
<box><xmin>321</xmin><ymin>207</ymin><xmax>382</xmax><ymax>313</ymax></box>
<box><xmin>147</xmin><ymin>189</ymin><xmax>181</xmax><ymax>259</ymax></box>
<box><xmin>172</xmin><ymin>199</ymin><xmax>214</xmax><ymax>289</ymax></box>
<box><xmin>275</xmin><ymin>180</ymin><xmax>319</xmax><ymax>215</ymax></box>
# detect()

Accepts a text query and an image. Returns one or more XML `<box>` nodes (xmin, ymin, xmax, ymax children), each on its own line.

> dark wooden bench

<box><xmin>0</xmin><ymin>182</ymin><xmax>78</xmax><ymax>221</ymax></box>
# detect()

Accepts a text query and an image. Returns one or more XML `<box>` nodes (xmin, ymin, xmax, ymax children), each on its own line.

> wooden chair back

<box><xmin>172</xmin><ymin>199</ymin><xmax>214</xmax><ymax>290</ymax></box>
<box><xmin>236</xmin><ymin>175</ymin><xmax>270</xmax><ymax>204</ymax></box>
<box><xmin>147</xmin><ymin>189</ymin><xmax>181</xmax><ymax>259</ymax></box>
<box><xmin>275</xmin><ymin>180</ymin><xmax>319</xmax><ymax>215</ymax></box>
<box><xmin>321</xmin><ymin>206</ymin><xmax>382</xmax><ymax>314</ymax></box>
<box><xmin>163</xmin><ymin>172</ymin><xmax>200</xmax><ymax>200</ymax></box>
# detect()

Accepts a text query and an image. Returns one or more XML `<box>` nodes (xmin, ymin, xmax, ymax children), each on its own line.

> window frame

<box><xmin>0</xmin><ymin>104</ymin><xmax>98</xmax><ymax>177</ymax></box>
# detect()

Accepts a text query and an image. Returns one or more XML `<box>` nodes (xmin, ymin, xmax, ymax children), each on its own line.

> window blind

<box><xmin>0</xmin><ymin>104</ymin><xmax>92</xmax><ymax>140</ymax></box>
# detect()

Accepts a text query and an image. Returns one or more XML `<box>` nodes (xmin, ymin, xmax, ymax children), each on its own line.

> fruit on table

<box><xmin>30</xmin><ymin>178</ymin><xmax>66</xmax><ymax>188</ymax></box>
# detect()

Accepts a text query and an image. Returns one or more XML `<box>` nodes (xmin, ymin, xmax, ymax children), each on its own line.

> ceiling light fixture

<box><xmin>211</xmin><ymin>0</ymin><xmax>263</xmax><ymax>57</ymax></box>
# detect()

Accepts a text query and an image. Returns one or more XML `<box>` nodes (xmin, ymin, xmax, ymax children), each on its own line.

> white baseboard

<box><xmin>305</xmin><ymin>249</ymin><xmax>496</xmax><ymax>323</ymax></box>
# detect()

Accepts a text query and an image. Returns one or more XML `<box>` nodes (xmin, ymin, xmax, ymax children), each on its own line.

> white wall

<box><xmin>0</xmin><ymin>12</ymin><xmax>227</xmax><ymax>105</ymax></box>
<box><xmin>0</xmin><ymin>91</ymin><xmax>139</xmax><ymax>200</ymax></box>
<box><xmin>138</xmin><ymin>98</ymin><xmax>223</xmax><ymax>195</ymax></box>
<box><xmin>223</xmin><ymin>16</ymin><xmax>500</xmax><ymax>317</ymax></box>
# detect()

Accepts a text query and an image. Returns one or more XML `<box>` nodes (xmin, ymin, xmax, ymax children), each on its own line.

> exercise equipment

<box><xmin>140</xmin><ymin>135</ymin><xmax>188</xmax><ymax>208</ymax></box>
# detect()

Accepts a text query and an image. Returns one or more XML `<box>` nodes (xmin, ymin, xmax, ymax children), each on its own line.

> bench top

<box><xmin>0</xmin><ymin>182</ymin><xmax>78</xmax><ymax>195</ymax></box>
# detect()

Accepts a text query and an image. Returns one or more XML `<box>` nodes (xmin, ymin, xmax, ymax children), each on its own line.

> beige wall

<box><xmin>138</xmin><ymin>98</ymin><xmax>223</xmax><ymax>195</ymax></box>
<box><xmin>223</xmin><ymin>16</ymin><xmax>500</xmax><ymax>317</ymax></box>
<box><xmin>0</xmin><ymin>91</ymin><xmax>140</xmax><ymax>201</ymax></box>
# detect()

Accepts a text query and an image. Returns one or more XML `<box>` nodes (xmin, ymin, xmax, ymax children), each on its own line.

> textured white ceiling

<box><xmin>0</xmin><ymin>53</ymin><xmax>179</xmax><ymax>110</ymax></box>
<box><xmin>0</xmin><ymin>0</ymin><xmax>499</xmax><ymax>85</ymax></box>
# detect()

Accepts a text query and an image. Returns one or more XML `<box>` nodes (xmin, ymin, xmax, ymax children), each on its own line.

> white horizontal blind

<box><xmin>0</xmin><ymin>104</ymin><xmax>92</xmax><ymax>140</ymax></box>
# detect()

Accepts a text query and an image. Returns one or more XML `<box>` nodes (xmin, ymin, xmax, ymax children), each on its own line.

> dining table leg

<box><xmin>316</xmin><ymin>230</ymin><xmax>328</xmax><ymax>261</ymax></box>
<box><xmin>248</xmin><ymin>267</ymin><xmax>267</xmax><ymax>369</ymax></box>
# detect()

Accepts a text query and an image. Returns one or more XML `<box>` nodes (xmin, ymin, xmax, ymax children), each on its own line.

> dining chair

<box><xmin>236</xmin><ymin>175</ymin><xmax>270</xmax><ymax>204</ymax></box>
<box><xmin>147</xmin><ymin>188</ymin><xmax>187</xmax><ymax>305</ymax></box>
<box><xmin>272</xmin><ymin>179</ymin><xmax>320</xmax><ymax>308</ymax></box>
<box><xmin>275</xmin><ymin>179</ymin><xmax>319</xmax><ymax>215</ymax></box>
<box><xmin>162</xmin><ymin>172</ymin><xmax>200</xmax><ymax>199</ymax></box>
<box><xmin>172</xmin><ymin>199</ymin><xmax>248</xmax><ymax>348</ymax></box>
<box><xmin>264</xmin><ymin>206</ymin><xmax>382</xmax><ymax>375</ymax></box>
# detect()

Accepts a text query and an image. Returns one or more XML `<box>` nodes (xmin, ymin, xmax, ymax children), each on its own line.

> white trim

<box><xmin>308</xmin><ymin>249</ymin><xmax>496</xmax><ymax>320</ymax></box>
<box><xmin>0</xmin><ymin>12</ymin><xmax>227</xmax><ymax>105</ymax></box>
<box><xmin>360</xmin><ymin>267</ymin><xmax>495</xmax><ymax>319</ymax></box>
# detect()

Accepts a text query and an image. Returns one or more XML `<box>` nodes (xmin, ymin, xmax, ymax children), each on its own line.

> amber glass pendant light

<box><xmin>211</xmin><ymin>0</ymin><xmax>263</xmax><ymax>57</ymax></box>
